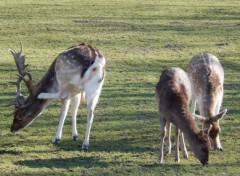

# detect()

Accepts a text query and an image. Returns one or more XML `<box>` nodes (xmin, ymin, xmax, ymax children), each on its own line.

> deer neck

<box><xmin>177</xmin><ymin>110</ymin><xmax>201</xmax><ymax>143</ymax></box>
<box><xmin>201</xmin><ymin>93</ymin><xmax>216</xmax><ymax>117</ymax></box>
<box><xmin>31</xmin><ymin>59</ymin><xmax>58</xmax><ymax>111</ymax></box>
<box><xmin>37</xmin><ymin>59</ymin><xmax>58</xmax><ymax>95</ymax></box>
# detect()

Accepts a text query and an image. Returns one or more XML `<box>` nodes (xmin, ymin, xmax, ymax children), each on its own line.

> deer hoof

<box><xmin>82</xmin><ymin>145</ymin><xmax>89</xmax><ymax>150</ymax></box>
<box><xmin>73</xmin><ymin>136</ymin><xmax>78</xmax><ymax>141</ymax></box>
<box><xmin>175</xmin><ymin>158</ymin><xmax>180</xmax><ymax>163</ymax></box>
<box><xmin>157</xmin><ymin>159</ymin><xmax>164</xmax><ymax>164</ymax></box>
<box><xmin>215</xmin><ymin>147</ymin><xmax>223</xmax><ymax>151</ymax></box>
<box><xmin>183</xmin><ymin>153</ymin><xmax>189</xmax><ymax>159</ymax></box>
<box><xmin>52</xmin><ymin>138</ymin><xmax>60</xmax><ymax>144</ymax></box>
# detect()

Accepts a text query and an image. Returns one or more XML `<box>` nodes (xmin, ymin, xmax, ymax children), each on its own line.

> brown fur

<box><xmin>156</xmin><ymin>67</ymin><xmax>211</xmax><ymax>165</ymax></box>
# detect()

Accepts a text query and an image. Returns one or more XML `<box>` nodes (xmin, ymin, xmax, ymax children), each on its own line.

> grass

<box><xmin>0</xmin><ymin>0</ymin><xmax>239</xmax><ymax>175</ymax></box>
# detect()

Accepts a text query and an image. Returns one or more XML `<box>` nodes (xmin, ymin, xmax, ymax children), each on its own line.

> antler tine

<box><xmin>17</xmin><ymin>72</ymin><xmax>34</xmax><ymax>97</ymax></box>
<box><xmin>8</xmin><ymin>42</ymin><xmax>36</xmax><ymax>108</ymax></box>
<box><xmin>19</xmin><ymin>41</ymin><xmax>23</xmax><ymax>55</ymax></box>
<box><xmin>8</xmin><ymin>48</ymin><xmax>16</xmax><ymax>56</ymax></box>
<box><xmin>8</xmin><ymin>42</ymin><xmax>23</xmax><ymax>56</ymax></box>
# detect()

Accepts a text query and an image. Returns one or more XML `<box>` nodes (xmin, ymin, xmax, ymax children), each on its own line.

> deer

<box><xmin>8</xmin><ymin>42</ymin><xmax>105</xmax><ymax>150</ymax></box>
<box><xmin>188</xmin><ymin>52</ymin><xmax>227</xmax><ymax>151</ymax></box>
<box><xmin>156</xmin><ymin>67</ymin><xmax>212</xmax><ymax>165</ymax></box>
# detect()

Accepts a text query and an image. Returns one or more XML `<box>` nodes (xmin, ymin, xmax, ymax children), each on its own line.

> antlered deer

<box><xmin>188</xmin><ymin>53</ymin><xmax>227</xmax><ymax>151</ymax></box>
<box><xmin>156</xmin><ymin>67</ymin><xmax>212</xmax><ymax>164</ymax></box>
<box><xmin>8</xmin><ymin>42</ymin><xmax>105</xmax><ymax>149</ymax></box>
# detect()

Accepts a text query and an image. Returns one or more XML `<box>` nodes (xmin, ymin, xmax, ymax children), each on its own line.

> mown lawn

<box><xmin>0</xmin><ymin>0</ymin><xmax>239</xmax><ymax>175</ymax></box>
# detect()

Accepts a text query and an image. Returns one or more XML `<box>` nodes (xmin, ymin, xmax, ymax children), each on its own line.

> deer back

<box><xmin>156</xmin><ymin>67</ymin><xmax>192</xmax><ymax>126</ymax></box>
<box><xmin>188</xmin><ymin>53</ymin><xmax>224</xmax><ymax>116</ymax></box>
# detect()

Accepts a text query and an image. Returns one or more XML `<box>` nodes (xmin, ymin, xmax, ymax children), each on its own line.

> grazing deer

<box><xmin>188</xmin><ymin>53</ymin><xmax>227</xmax><ymax>151</ymax></box>
<box><xmin>8</xmin><ymin>42</ymin><xmax>105</xmax><ymax>149</ymax></box>
<box><xmin>156</xmin><ymin>67</ymin><xmax>212</xmax><ymax>165</ymax></box>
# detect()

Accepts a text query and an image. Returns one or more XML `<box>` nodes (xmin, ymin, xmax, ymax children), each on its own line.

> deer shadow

<box><xmin>15</xmin><ymin>156</ymin><xmax>112</xmax><ymax>169</ymax></box>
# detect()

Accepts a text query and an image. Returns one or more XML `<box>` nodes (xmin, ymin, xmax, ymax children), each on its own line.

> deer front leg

<box><xmin>179</xmin><ymin>132</ymin><xmax>188</xmax><ymax>159</ymax></box>
<box><xmin>70</xmin><ymin>93</ymin><xmax>82</xmax><ymax>141</ymax></box>
<box><xmin>52</xmin><ymin>99</ymin><xmax>71</xmax><ymax>144</ymax></box>
<box><xmin>158</xmin><ymin>117</ymin><xmax>166</xmax><ymax>163</ymax></box>
<box><xmin>82</xmin><ymin>92</ymin><xmax>100</xmax><ymax>150</ymax></box>
<box><xmin>175</xmin><ymin>127</ymin><xmax>180</xmax><ymax>163</ymax></box>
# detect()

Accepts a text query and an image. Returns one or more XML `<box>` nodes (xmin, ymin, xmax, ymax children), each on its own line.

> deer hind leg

<box><xmin>82</xmin><ymin>91</ymin><xmax>101</xmax><ymax>150</ymax></box>
<box><xmin>52</xmin><ymin>99</ymin><xmax>71</xmax><ymax>144</ymax></box>
<box><xmin>179</xmin><ymin>132</ymin><xmax>188</xmax><ymax>159</ymax></box>
<box><xmin>158</xmin><ymin>116</ymin><xmax>167</xmax><ymax>163</ymax></box>
<box><xmin>70</xmin><ymin>93</ymin><xmax>82</xmax><ymax>141</ymax></box>
<box><xmin>175</xmin><ymin>127</ymin><xmax>180</xmax><ymax>163</ymax></box>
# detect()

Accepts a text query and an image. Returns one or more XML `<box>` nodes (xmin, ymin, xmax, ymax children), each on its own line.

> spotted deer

<box><xmin>188</xmin><ymin>53</ymin><xmax>227</xmax><ymax>151</ymax></box>
<box><xmin>156</xmin><ymin>67</ymin><xmax>212</xmax><ymax>165</ymax></box>
<box><xmin>8</xmin><ymin>42</ymin><xmax>105</xmax><ymax>149</ymax></box>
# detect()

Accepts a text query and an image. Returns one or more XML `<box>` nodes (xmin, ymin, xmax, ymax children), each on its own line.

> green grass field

<box><xmin>0</xmin><ymin>0</ymin><xmax>239</xmax><ymax>175</ymax></box>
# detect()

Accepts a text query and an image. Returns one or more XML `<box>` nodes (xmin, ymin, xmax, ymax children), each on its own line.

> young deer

<box><xmin>188</xmin><ymin>53</ymin><xmax>227</xmax><ymax>151</ymax></box>
<box><xmin>8</xmin><ymin>42</ymin><xmax>105</xmax><ymax>149</ymax></box>
<box><xmin>156</xmin><ymin>67</ymin><xmax>212</xmax><ymax>165</ymax></box>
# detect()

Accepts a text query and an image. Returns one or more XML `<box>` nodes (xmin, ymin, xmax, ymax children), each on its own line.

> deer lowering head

<box><xmin>188</xmin><ymin>53</ymin><xmax>227</xmax><ymax>151</ymax></box>
<box><xmin>156</xmin><ymin>67</ymin><xmax>212</xmax><ymax>165</ymax></box>
<box><xmin>8</xmin><ymin>42</ymin><xmax>106</xmax><ymax>150</ymax></box>
<box><xmin>8</xmin><ymin>42</ymin><xmax>47</xmax><ymax>132</ymax></box>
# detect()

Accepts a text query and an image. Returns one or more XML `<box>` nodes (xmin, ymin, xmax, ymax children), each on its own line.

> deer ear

<box><xmin>193</xmin><ymin>114</ymin><xmax>208</xmax><ymax>122</ymax></box>
<box><xmin>9</xmin><ymin>48</ymin><xmax>16</xmax><ymax>56</ymax></box>
<box><xmin>212</xmin><ymin>109</ymin><xmax>227</xmax><ymax>121</ymax></box>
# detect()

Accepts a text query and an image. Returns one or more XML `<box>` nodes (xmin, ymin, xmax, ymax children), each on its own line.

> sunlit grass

<box><xmin>0</xmin><ymin>0</ymin><xmax>239</xmax><ymax>175</ymax></box>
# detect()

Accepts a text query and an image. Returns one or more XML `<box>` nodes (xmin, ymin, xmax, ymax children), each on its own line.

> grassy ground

<box><xmin>0</xmin><ymin>0</ymin><xmax>239</xmax><ymax>175</ymax></box>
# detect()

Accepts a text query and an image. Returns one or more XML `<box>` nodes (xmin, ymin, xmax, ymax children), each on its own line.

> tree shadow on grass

<box><xmin>15</xmin><ymin>156</ymin><xmax>111</xmax><ymax>169</ymax></box>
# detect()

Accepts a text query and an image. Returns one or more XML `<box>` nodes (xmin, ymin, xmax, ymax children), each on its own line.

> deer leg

<box><xmin>175</xmin><ymin>127</ymin><xmax>180</xmax><ymax>163</ymax></box>
<box><xmin>165</xmin><ymin>122</ymin><xmax>172</xmax><ymax>155</ymax></box>
<box><xmin>190</xmin><ymin>97</ymin><xmax>197</xmax><ymax>115</ymax></box>
<box><xmin>52</xmin><ymin>99</ymin><xmax>71</xmax><ymax>144</ymax></box>
<box><xmin>70</xmin><ymin>93</ymin><xmax>81</xmax><ymax>141</ymax></box>
<box><xmin>82</xmin><ymin>92</ymin><xmax>100</xmax><ymax>150</ymax></box>
<box><xmin>179</xmin><ymin>132</ymin><xmax>188</xmax><ymax>159</ymax></box>
<box><xmin>214</xmin><ymin>93</ymin><xmax>223</xmax><ymax>151</ymax></box>
<box><xmin>158</xmin><ymin>117</ymin><xmax>167</xmax><ymax>163</ymax></box>
<box><xmin>213</xmin><ymin>92</ymin><xmax>223</xmax><ymax>151</ymax></box>
<box><xmin>215</xmin><ymin>92</ymin><xmax>223</xmax><ymax>114</ymax></box>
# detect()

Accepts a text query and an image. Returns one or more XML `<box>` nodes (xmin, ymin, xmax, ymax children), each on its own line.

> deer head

<box><xmin>193</xmin><ymin>109</ymin><xmax>227</xmax><ymax>150</ymax></box>
<box><xmin>8</xmin><ymin>42</ymin><xmax>44</xmax><ymax>133</ymax></box>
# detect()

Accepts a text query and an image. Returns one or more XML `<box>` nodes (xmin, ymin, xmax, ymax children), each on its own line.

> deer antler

<box><xmin>8</xmin><ymin>42</ymin><xmax>36</xmax><ymax>107</ymax></box>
